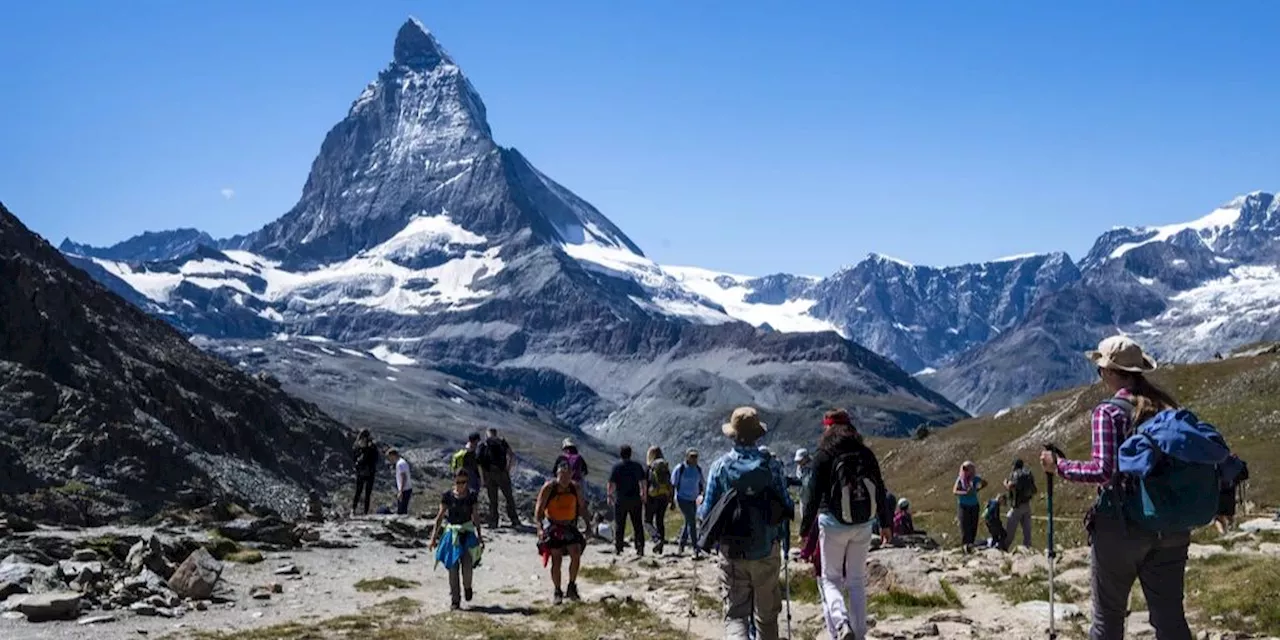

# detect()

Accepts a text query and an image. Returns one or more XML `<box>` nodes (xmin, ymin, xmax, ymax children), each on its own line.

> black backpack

<box><xmin>478</xmin><ymin>437</ymin><xmax>507</xmax><ymax>471</ymax></box>
<box><xmin>829</xmin><ymin>448</ymin><xmax>878</xmax><ymax>526</ymax></box>
<box><xmin>1012</xmin><ymin>469</ymin><xmax>1036</xmax><ymax>505</ymax></box>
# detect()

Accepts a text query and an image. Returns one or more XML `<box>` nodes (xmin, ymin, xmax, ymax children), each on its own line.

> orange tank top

<box><xmin>544</xmin><ymin>483</ymin><xmax>579</xmax><ymax>522</ymax></box>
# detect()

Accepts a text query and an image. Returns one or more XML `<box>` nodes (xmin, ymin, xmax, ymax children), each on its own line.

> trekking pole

<box><xmin>1043</xmin><ymin>443</ymin><xmax>1065</xmax><ymax>640</ymax></box>
<box><xmin>782</xmin><ymin>522</ymin><xmax>793</xmax><ymax>639</ymax></box>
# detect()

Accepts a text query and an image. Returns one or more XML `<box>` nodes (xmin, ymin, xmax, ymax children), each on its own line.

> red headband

<box><xmin>822</xmin><ymin>417</ymin><xmax>835</xmax><ymax>426</ymax></box>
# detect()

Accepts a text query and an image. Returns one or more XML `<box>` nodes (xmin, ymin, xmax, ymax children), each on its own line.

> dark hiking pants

<box><xmin>353</xmin><ymin>475</ymin><xmax>374</xmax><ymax>514</ymax></box>
<box><xmin>482</xmin><ymin>468</ymin><xmax>521</xmax><ymax>527</ymax></box>
<box><xmin>645</xmin><ymin>496</ymin><xmax>670</xmax><ymax>546</ymax></box>
<box><xmin>677</xmin><ymin>499</ymin><xmax>699</xmax><ymax>549</ymax></box>
<box><xmin>958</xmin><ymin>504</ymin><xmax>980</xmax><ymax>546</ymax></box>
<box><xmin>615</xmin><ymin>497</ymin><xmax>644</xmax><ymax>554</ymax></box>
<box><xmin>396</xmin><ymin>489</ymin><xmax>414</xmax><ymax>515</ymax></box>
<box><xmin>1089</xmin><ymin>514</ymin><xmax>1192</xmax><ymax>640</ymax></box>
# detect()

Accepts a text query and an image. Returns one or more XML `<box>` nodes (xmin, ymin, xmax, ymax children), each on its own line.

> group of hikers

<box><xmin>347</xmin><ymin>335</ymin><xmax>1253</xmax><ymax>640</ymax></box>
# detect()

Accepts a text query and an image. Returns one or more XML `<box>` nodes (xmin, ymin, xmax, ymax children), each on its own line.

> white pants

<box><xmin>819</xmin><ymin>518</ymin><xmax>872</xmax><ymax>640</ymax></box>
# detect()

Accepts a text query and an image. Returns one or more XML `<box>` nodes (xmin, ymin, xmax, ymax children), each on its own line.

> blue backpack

<box><xmin>1110</xmin><ymin>400</ymin><xmax>1233</xmax><ymax>534</ymax></box>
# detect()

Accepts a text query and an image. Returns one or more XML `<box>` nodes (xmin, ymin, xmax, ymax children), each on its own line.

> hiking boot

<box><xmin>464</xmin><ymin>587</ymin><xmax>473</xmax><ymax>602</ymax></box>
<box><xmin>654</xmin><ymin>542</ymin><xmax>664</xmax><ymax>555</ymax></box>
<box><xmin>450</xmin><ymin>601</ymin><xmax>461</xmax><ymax>611</ymax></box>
<box><xmin>566</xmin><ymin>582</ymin><xmax>580</xmax><ymax>601</ymax></box>
<box><xmin>553</xmin><ymin>589</ymin><xmax>565</xmax><ymax>605</ymax></box>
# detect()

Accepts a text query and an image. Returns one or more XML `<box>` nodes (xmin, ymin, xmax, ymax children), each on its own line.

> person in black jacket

<box><xmin>351</xmin><ymin>429</ymin><xmax>379</xmax><ymax>516</ymax></box>
<box><xmin>800</xmin><ymin>409</ymin><xmax>892</xmax><ymax>640</ymax></box>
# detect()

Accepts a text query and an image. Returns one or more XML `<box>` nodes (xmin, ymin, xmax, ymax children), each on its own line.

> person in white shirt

<box><xmin>388</xmin><ymin>449</ymin><xmax>413</xmax><ymax>515</ymax></box>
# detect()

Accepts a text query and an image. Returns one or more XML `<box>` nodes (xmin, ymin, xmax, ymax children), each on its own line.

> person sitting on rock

<box><xmin>892</xmin><ymin>498</ymin><xmax>918</xmax><ymax>536</ymax></box>
<box><xmin>535</xmin><ymin>459</ymin><xmax>589</xmax><ymax>605</ymax></box>
<box><xmin>429</xmin><ymin>470</ymin><xmax>484</xmax><ymax>610</ymax></box>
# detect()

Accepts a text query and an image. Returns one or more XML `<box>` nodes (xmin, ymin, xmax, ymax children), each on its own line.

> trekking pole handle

<box><xmin>1042</xmin><ymin>443</ymin><xmax>1066</xmax><ymax>459</ymax></box>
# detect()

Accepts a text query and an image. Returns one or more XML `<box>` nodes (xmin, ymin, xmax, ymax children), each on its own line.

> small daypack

<box><xmin>560</xmin><ymin>452</ymin><xmax>586</xmax><ymax>482</ymax></box>
<box><xmin>699</xmin><ymin>459</ymin><xmax>790</xmax><ymax>559</ymax></box>
<box><xmin>478</xmin><ymin>437</ymin><xmax>507</xmax><ymax>471</ymax></box>
<box><xmin>829</xmin><ymin>447</ymin><xmax>878</xmax><ymax>525</ymax></box>
<box><xmin>1110</xmin><ymin>401</ymin><xmax>1232</xmax><ymax>534</ymax></box>
<box><xmin>649</xmin><ymin>459</ymin><xmax>672</xmax><ymax>498</ymax></box>
<box><xmin>450</xmin><ymin>448</ymin><xmax>469</xmax><ymax>473</ymax></box>
<box><xmin>1012</xmin><ymin>469</ymin><xmax>1036</xmax><ymax>505</ymax></box>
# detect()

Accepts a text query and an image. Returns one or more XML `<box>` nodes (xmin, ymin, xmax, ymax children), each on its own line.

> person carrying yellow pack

<box><xmin>645</xmin><ymin>447</ymin><xmax>673</xmax><ymax>554</ymax></box>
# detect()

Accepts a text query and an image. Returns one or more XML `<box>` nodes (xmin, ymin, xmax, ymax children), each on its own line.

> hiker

<box><xmin>952</xmin><ymin>461</ymin><xmax>987</xmax><ymax>551</ymax></box>
<box><xmin>671</xmin><ymin>448</ymin><xmax>705</xmax><ymax>557</ymax></box>
<box><xmin>450</xmin><ymin>433</ymin><xmax>482</xmax><ymax>494</ymax></box>
<box><xmin>645</xmin><ymin>446</ymin><xmax>673</xmax><ymax>554</ymax></box>
<box><xmin>428</xmin><ymin>470</ymin><xmax>484</xmax><ymax>610</ymax></box>
<box><xmin>699</xmin><ymin>407</ymin><xmax>793</xmax><ymax>640</ymax></box>
<box><xmin>983</xmin><ymin>497</ymin><xmax>1007</xmax><ymax>549</ymax></box>
<box><xmin>535</xmin><ymin>459</ymin><xmax>589</xmax><ymax>605</ymax></box>
<box><xmin>554</xmin><ymin>438</ymin><xmax>589</xmax><ymax>492</ymax></box>
<box><xmin>478</xmin><ymin>427</ymin><xmax>521</xmax><ymax>528</ymax></box>
<box><xmin>800</xmin><ymin>408</ymin><xmax>891</xmax><ymax>640</ymax></box>
<box><xmin>351</xmin><ymin>429</ymin><xmax>379</xmax><ymax>516</ymax></box>
<box><xmin>791</xmin><ymin>449</ymin><xmax>812</xmax><ymax>488</ymax></box>
<box><xmin>388</xmin><ymin>449</ymin><xmax>413</xmax><ymax>515</ymax></box>
<box><xmin>607</xmin><ymin>444</ymin><xmax>649</xmax><ymax>557</ymax></box>
<box><xmin>893</xmin><ymin>498</ymin><xmax>919</xmax><ymax>536</ymax></box>
<box><xmin>1039</xmin><ymin>335</ymin><xmax>1192</xmax><ymax>640</ymax></box>
<box><xmin>1002</xmin><ymin>458</ymin><xmax>1037</xmax><ymax>550</ymax></box>
<box><xmin>1215</xmin><ymin>454</ymin><xmax>1249</xmax><ymax>534</ymax></box>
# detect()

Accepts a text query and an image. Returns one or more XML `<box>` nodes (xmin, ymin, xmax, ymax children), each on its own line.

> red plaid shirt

<box><xmin>1057</xmin><ymin>389</ymin><xmax>1134</xmax><ymax>485</ymax></box>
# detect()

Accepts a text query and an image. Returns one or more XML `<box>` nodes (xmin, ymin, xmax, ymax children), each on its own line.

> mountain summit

<box><xmin>58</xmin><ymin>19</ymin><xmax>965</xmax><ymax>453</ymax></box>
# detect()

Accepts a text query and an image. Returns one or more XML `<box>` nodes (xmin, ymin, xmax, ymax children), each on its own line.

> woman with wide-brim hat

<box><xmin>1039</xmin><ymin>335</ymin><xmax>1190</xmax><ymax>640</ymax></box>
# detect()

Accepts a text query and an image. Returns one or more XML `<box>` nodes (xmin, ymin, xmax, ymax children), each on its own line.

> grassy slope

<box><xmin>870</xmin><ymin>348</ymin><xmax>1280</xmax><ymax>549</ymax></box>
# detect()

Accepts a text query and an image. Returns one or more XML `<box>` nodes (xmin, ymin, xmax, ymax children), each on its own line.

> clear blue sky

<box><xmin>1</xmin><ymin>1</ymin><xmax>1276</xmax><ymax>277</ymax></box>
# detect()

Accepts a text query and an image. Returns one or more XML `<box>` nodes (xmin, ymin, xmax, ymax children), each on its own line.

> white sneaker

<box><xmin>838</xmin><ymin>621</ymin><xmax>857</xmax><ymax>640</ymax></box>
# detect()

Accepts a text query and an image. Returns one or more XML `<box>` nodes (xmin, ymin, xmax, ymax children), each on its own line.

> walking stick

<box><xmin>783</xmin><ymin>520</ymin><xmax>793</xmax><ymax>639</ymax></box>
<box><xmin>1044</xmin><ymin>443</ymin><xmax>1064</xmax><ymax>640</ymax></box>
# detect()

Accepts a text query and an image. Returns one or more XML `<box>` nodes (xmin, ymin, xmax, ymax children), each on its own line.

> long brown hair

<box><xmin>1108</xmin><ymin>370</ymin><xmax>1179</xmax><ymax>424</ymax></box>
<box><xmin>819</xmin><ymin>408</ymin><xmax>863</xmax><ymax>452</ymax></box>
<box><xmin>647</xmin><ymin>446</ymin><xmax>664</xmax><ymax>465</ymax></box>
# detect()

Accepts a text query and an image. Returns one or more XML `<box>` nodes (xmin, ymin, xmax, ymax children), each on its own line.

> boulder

<box><xmin>867</xmin><ymin>549</ymin><xmax>944</xmax><ymax>597</ymax></box>
<box><xmin>0</xmin><ymin>558</ymin><xmax>65</xmax><ymax>594</ymax></box>
<box><xmin>0</xmin><ymin>581</ymin><xmax>26</xmax><ymax>599</ymax></box>
<box><xmin>13</xmin><ymin>591</ymin><xmax>82</xmax><ymax>622</ymax></box>
<box><xmin>59</xmin><ymin>561</ymin><xmax>103</xmax><ymax>580</ymax></box>
<box><xmin>127</xmin><ymin>536</ymin><xmax>173</xmax><ymax>579</ymax></box>
<box><xmin>167</xmin><ymin>548</ymin><xmax>222</xmax><ymax>600</ymax></box>
<box><xmin>72</xmin><ymin>549</ymin><xmax>99</xmax><ymax>562</ymax></box>
<box><xmin>1</xmin><ymin>514</ymin><xmax>38</xmax><ymax>534</ymax></box>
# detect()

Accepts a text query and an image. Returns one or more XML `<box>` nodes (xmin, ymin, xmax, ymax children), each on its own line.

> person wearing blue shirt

<box><xmin>670</xmin><ymin>448</ymin><xmax>705</xmax><ymax>557</ymax></box>
<box><xmin>698</xmin><ymin>407</ymin><xmax>793</xmax><ymax>640</ymax></box>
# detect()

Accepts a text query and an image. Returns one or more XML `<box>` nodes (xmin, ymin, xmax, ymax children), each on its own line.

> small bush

<box><xmin>224</xmin><ymin>550</ymin><xmax>264</xmax><ymax>564</ymax></box>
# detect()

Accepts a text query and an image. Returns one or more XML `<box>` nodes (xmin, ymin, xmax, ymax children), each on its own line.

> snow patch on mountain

<box><xmin>1108</xmin><ymin>197</ymin><xmax>1248</xmax><ymax>260</ymax></box>
<box><xmin>369</xmin><ymin>345</ymin><xmax>418</xmax><ymax>366</ymax></box>
<box><xmin>662</xmin><ymin>266</ymin><xmax>839</xmax><ymax>334</ymax></box>
<box><xmin>1131</xmin><ymin>264</ymin><xmax>1280</xmax><ymax>360</ymax></box>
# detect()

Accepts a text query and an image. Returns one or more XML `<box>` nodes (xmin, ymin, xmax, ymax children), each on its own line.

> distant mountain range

<box><xmin>56</xmin><ymin>18</ymin><xmax>1280</xmax><ymax>424</ymax></box>
<box><xmin>54</xmin><ymin>18</ymin><xmax>963</xmax><ymax>456</ymax></box>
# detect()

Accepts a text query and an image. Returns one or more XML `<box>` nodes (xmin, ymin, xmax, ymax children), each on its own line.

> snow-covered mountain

<box><xmin>57</xmin><ymin>18</ymin><xmax>965</xmax><ymax>453</ymax></box>
<box><xmin>929</xmin><ymin>192</ymin><xmax>1280</xmax><ymax>414</ymax></box>
<box><xmin>56</xmin><ymin>19</ymin><xmax>1280</xmax><ymax>422</ymax></box>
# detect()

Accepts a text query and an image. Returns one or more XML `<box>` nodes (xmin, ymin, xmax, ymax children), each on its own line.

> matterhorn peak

<box><xmin>394</xmin><ymin>17</ymin><xmax>453</xmax><ymax>71</ymax></box>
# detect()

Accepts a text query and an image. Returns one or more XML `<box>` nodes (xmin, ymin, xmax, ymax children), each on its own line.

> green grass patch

<box><xmin>976</xmin><ymin>568</ymin><xmax>1082</xmax><ymax>605</ymax></box>
<box><xmin>1186</xmin><ymin>554</ymin><xmax>1280</xmax><ymax>635</ymax></box>
<box><xmin>538</xmin><ymin>597</ymin><xmax>684</xmax><ymax>639</ymax></box>
<box><xmin>692</xmin><ymin>589</ymin><xmax>721</xmax><ymax>611</ymax></box>
<box><xmin>203</xmin><ymin>537</ymin><xmax>243</xmax><ymax>560</ymax></box>
<box><xmin>577</xmin><ymin>565</ymin><xmax>628</xmax><ymax>583</ymax></box>
<box><xmin>868</xmin><ymin>585</ymin><xmax>960</xmax><ymax>618</ymax></box>
<box><xmin>52</xmin><ymin>480</ymin><xmax>96</xmax><ymax>495</ymax></box>
<box><xmin>223</xmin><ymin>550</ymin><xmax>264</xmax><ymax>565</ymax></box>
<box><xmin>353</xmin><ymin>577</ymin><xmax>420</xmax><ymax>593</ymax></box>
<box><xmin>784</xmin><ymin>566</ymin><xmax>821</xmax><ymax>604</ymax></box>
<box><xmin>180</xmin><ymin>596</ymin><xmax>681</xmax><ymax>640</ymax></box>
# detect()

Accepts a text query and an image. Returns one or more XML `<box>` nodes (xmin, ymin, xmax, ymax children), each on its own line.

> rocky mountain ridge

<box><xmin>0</xmin><ymin>201</ymin><xmax>352</xmax><ymax>526</ymax></box>
<box><xmin>54</xmin><ymin>18</ymin><xmax>966</xmax><ymax>455</ymax></box>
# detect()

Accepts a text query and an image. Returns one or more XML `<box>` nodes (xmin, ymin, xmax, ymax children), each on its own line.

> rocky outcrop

<box><xmin>0</xmin><ymin>201</ymin><xmax>353</xmax><ymax>524</ymax></box>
